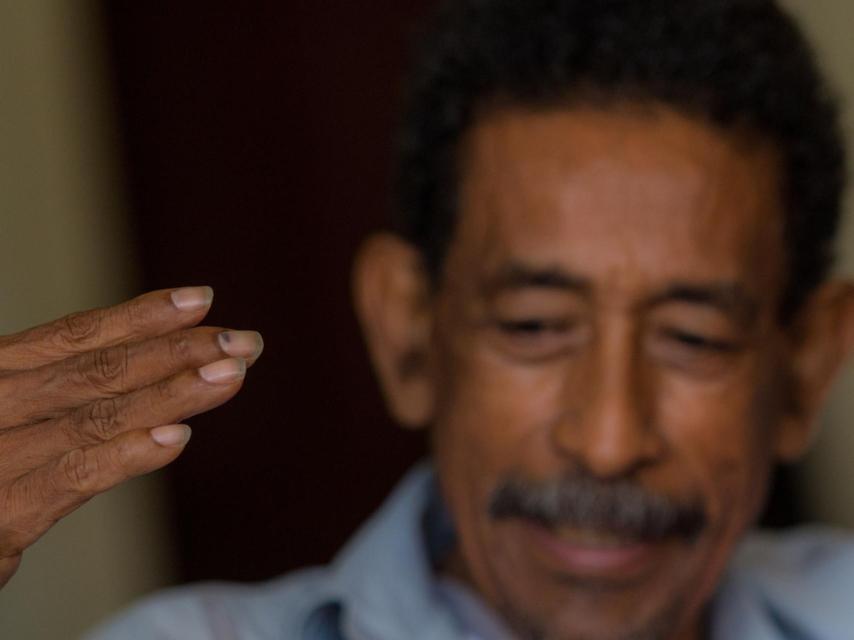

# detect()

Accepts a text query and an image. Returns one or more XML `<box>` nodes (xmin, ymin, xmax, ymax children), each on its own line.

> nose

<box><xmin>551</xmin><ymin>321</ymin><xmax>665</xmax><ymax>479</ymax></box>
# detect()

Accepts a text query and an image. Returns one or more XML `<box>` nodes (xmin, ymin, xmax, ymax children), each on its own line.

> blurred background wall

<box><xmin>0</xmin><ymin>2</ymin><xmax>174</xmax><ymax>638</ymax></box>
<box><xmin>783</xmin><ymin>0</ymin><xmax>854</xmax><ymax>527</ymax></box>
<box><xmin>0</xmin><ymin>1</ymin><xmax>850</xmax><ymax>638</ymax></box>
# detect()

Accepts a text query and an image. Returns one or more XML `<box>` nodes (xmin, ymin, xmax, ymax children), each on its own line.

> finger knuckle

<box><xmin>155</xmin><ymin>377</ymin><xmax>179</xmax><ymax>403</ymax></box>
<box><xmin>54</xmin><ymin>311</ymin><xmax>101</xmax><ymax>348</ymax></box>
<box><xmin>97</xmin><ymin>345</ymin><xmax>129</xmax><ymax>384</ymax></box>
<box><xmin>82</xmin><ymin>398</ymin><xmax>123</xmax><ymax>442</ymax></box>
<box><xmin>60</xmin><ymin>448</ymin><xmax>99</xmax><ymax>494</ymax></box>
<box><xmin>167</xmin><ymin>332</ymin><xmax>193</xmax><ymax>364</ymax></box>
<box><xmin>76</xmin><ymin>344</ymin><xmax>128</xmax><ymax>393</ymax></box>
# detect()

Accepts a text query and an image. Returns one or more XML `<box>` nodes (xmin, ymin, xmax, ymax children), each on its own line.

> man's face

<box><xmin>428</xmin><ymin>105</ymin><xmax>792</xmax><ymax>639</ymax></box>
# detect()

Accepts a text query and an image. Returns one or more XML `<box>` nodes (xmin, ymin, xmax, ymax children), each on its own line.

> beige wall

<box><xmin>0</xmin><ymin>2</ymin><xmax>174</xmax><ymax>638</ymax></box>
<box><xmin>780</xmin><ymin>0</ymin><xmax>854</xmax><ymax>527</ymax></box>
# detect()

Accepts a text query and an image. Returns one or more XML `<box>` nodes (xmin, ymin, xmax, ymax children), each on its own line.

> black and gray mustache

<box><xmin>488</xmin><ymin>471</ymin><xmax>707</xmax><ymax>541</ymax></box>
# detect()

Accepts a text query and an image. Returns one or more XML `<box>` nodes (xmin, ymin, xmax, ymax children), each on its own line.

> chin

<box><xmin>472</xmin><ymin>521</ymin><xmax>712</xmax><ymax>640</ymax></box>
<box><xmin>497</xmin><ymin>579</ymin><xmax>691</xmax><ymax>640</ymax></box>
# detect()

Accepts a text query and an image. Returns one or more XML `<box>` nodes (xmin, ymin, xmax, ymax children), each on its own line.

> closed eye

<box><xmin>491</xmin><ymin>317</ymin><xmax>586</xmax><ymax>362</ymax></box>
<box><xmin>497</xmin><ymin>319</ymin><xmax>569</xmax><ymax>334</ymax></box>
<box><xmin>661</xmin><ymin>328</ymin><xmax>740</xmax><ymax>353</ymax></box>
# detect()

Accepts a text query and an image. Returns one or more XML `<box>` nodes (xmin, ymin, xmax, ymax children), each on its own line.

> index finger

<box><xmin>0</xmin><ymin>287</ymin><xmax>214</xmax><ymax>371</ymax></box>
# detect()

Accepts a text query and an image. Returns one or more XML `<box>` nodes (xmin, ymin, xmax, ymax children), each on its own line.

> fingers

<box><xmin>9</xmin><ymin>359</ymin><xmax>247</xmax><ymax>465</ymax></box>
<box><xmin>0</xmin><ymin>327</ymin><xmax>263</xmax><ymax>427</ymax></box>
<box><xmin>0</xmin><ymin>286</ymin><xmax>264</xmax><ymax>586</ymax></box>
<box><xmin>0</xmin><ymin>287</ymin><xmax>214</xmax><ymax>371</ymax></box>
<box><xmin>0</xmin><ymin>427</ymin><xmax>189</xmax><ymax>560</ymax></box>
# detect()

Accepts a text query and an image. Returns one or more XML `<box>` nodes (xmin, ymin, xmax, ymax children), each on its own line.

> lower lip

<box><xmin>521</xmin><ymin>523</ymin><xmax>660</xmax><ymax>577</ymax></box>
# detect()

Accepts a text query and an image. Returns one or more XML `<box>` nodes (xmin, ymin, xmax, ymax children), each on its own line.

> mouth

<box><xmin>488</xmin><ymin>473</ymin><xmax>706</xmax><ymax>583</ymax></box>
<box><xmin>520</xmin><ymin>522</ymin><xmax>667</xmax><ymax>580</ymax></box>
<box><xmin>551</xmin><ymin>525</ymin><xmax>641</xmax><ymax>547</ymax></box>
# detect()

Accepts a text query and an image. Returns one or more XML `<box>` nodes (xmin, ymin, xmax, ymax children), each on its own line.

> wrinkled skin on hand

<box><xmin>0</xmin><ymin>287</ymin><xmax>263</xmax><ymax>588</ymax></box>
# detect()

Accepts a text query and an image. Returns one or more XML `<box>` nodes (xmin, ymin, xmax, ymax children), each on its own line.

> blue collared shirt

<box><xmin>86</xmin><ymin>464</ymin><xmax>854</xmax><ymax>639</ymax></box>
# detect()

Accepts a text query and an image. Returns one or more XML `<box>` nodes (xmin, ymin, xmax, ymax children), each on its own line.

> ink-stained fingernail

<box><xmin>218</xmin><ymin>331</ymin><xmax>264</xmax><ymax>359</ymax></box>
<box><xmin>199</xmin><ymin>358</ymin><xmax>246</xmax><ymax>384</ymax></box>
<box><xmin>151</xmin><ymin>424</ymin><xmax>192</xmax><ymax>447</ymax></box>
<box><xmin>171</xmin><ymin>286</ymin><xmax>214</xmax><ymax>311</ymax></box>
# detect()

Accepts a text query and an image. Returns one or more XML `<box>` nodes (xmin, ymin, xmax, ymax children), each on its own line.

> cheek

<box><xmin>432</xmin><ymin>339</ymin><xmax>567</xmax><ymax>473</ymax></box>
<box><xmin>429</xmin><ymin>336</ymin><xmax>572</xmax><ymax>555</ymax></box>
<box><xmin>656</xmin><ymin>365</ymin><xmax>778</xmax><ymax>526</ymax></box>
<box><xmin>651</xmin><ymin>364</ymin><xmax>780</xmax><ymax>612</ymax></box>
<box><xmin>429</xmin><ymin>340</ymin><xmax>575</xmax><ymax>604</ymax></box>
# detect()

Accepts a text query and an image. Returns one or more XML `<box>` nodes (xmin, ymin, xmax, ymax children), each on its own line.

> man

<box><xmin>20</xmin><ymin>0</ymin><xmax>854</xmax><ymax>638</ymax></box>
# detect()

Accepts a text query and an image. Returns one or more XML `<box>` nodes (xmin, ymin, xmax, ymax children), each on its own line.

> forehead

<box><xmin>448</xmin><ymin>105</ymin><xmax>785</xmax><ymax>302</ymax></box>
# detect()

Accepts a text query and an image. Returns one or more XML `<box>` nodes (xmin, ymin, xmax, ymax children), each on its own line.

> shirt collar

<box><xmin>301</xmin><ymin>462</ymin><xmax>463</xmax><ymax>640</ymax></box>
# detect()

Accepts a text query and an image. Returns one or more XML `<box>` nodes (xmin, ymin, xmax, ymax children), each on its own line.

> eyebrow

<box><xmin>482</xmin><ymin>262</ymin><xmax>758</xmax><ymax>323</ymax></box>
<box><xmin>483</xmin><ymin>262</ymin><xmax>592</xmax><ymax>296</ymax></box>
<box><xmin>645</xmin><ymin>282</ymin><xmax>759</xmax><ymax>324</ymax></box>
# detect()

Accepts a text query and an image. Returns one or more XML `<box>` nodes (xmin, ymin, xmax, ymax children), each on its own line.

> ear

<box><xmin>352</xmin><ymin>233</ymin><xmax>436</xmax><ymax>429</ymax></box>
<box><xmin>775</xmin><ymin>280</ymin><xmax>854</xmax><ymax>461</ymax></box>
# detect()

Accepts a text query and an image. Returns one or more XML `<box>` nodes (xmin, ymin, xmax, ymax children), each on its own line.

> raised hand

<box><xmin>0</xmin><ymin>286</ymin><xmax>262</xmax><ymax>588</ymax></box>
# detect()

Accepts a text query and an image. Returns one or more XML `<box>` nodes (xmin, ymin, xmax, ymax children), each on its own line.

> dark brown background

<box><xmin>99</xmin><ymin>2</ymin><xmax>802</xmax><ymax>584</ymax></box>
<box><xmin>100</xmin><ymin>2</ymin><xmax>434</xmax><ymax>582</ymax></box>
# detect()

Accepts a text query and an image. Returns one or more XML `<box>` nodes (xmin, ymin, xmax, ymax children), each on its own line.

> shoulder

<box><xmin>85</xmin><ymin>568</ymin><xmax>338</xmax><ymax>640</ymax></box>
<box><xmin>714</xmin><ymin>526</ymin><xmax>854</xmax><ymax>638</ymax></box>
<box><xmin>734</xmin><ymin>525</ymin><xmax>854</xmax><ymax>585</ymax></box>
<box><xmin>86</xmin><ymin>463</ymin><xmax>441</xmax><ymax>640</ymax></box>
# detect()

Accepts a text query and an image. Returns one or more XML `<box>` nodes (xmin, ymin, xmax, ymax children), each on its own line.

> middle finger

<box><xmin>0</xmin><ymin>328</ymin><xmax>263</xmax><ymax>427</ymax></box>
<box><xmin>0</xmin><ymin>357</ymin><xmax>248</xmax><ymax>475</ymax></box>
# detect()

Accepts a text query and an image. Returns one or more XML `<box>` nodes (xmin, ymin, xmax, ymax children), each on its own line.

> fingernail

<box><xmin>218</xmin><ymin>331</ymin><xmax>264</xmax><ymax>359</ymax></box>
<box><xmin>151</xmin><ymin>424</ymin><xmax>192</xmax><ymax>447</ymax></box>
<box><xmin>171</xmin><ymin>286</ymin><xmax>214</xmax><ymax>311</ymax></box>
<box><xmin>199</xmin><ymin>357</ymin><xmax>246</xmax><ymax>384</ymax></box>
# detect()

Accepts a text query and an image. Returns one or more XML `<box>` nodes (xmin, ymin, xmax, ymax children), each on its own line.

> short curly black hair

<box><xmin>394</xmin><ymin>0</ymin><xmax>846</xmax><ymax>320</ymax></box>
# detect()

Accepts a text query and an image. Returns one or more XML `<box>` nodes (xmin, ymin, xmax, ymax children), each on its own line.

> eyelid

<box><xmin>496</xmin><ymin>317</ymin><xmax>574</xmax><ymax>332</ymax></box>
<box><xmin>659</xmin><ymin>327</ymin><xmax>742</xmax><ymax>352</ymax></box>
<box><xmin>488</xmin><ymin>315</ymin><xmax>590</xmax><ymax>363</ymax></box>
